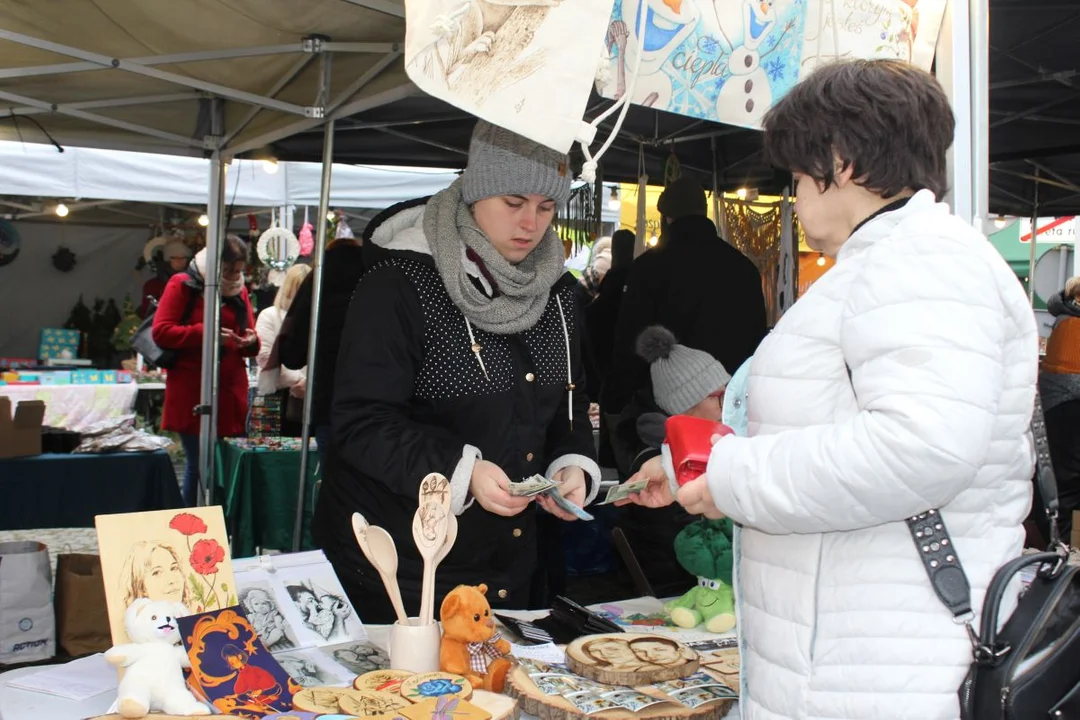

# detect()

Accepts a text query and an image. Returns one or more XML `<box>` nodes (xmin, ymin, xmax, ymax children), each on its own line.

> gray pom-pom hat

<box><xmin>636</xmin><ymin>325</ymin><xmax>732</xmax><ymax>415</ymax></box>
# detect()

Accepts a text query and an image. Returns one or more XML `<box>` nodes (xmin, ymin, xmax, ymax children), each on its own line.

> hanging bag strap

<box><xmin>846</xmin><ymin>363</ymin><xmax>1062</xmax><ymax>623</ymax></box>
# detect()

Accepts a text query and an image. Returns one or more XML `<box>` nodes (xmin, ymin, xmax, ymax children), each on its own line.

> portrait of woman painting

<box><xmin>96</xmin><ymin>507</ymin><xmax>238</xmax><ymax>644</ymax></box>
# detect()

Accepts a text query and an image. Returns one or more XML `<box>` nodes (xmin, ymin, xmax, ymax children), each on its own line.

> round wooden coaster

<box><xmin>292</xmin><ymin>687</ymin><xmax>408</xmax><ymax>715</ymax></box>
<box><xmin>354</xmin><ymin>669</ymin><xmax>415</xmax><ymax>694</ymax></box>
<box><xmin>398</xmin><ymin>671</ymin><xmax>474</xmax><ymax>703</ymax></box>
<box><xmin>292</xmin><ymin>687</ymin><xmax>355</xmax><ymax>714</ymax></box>
<box><xmin>339</xmin><ymin>690</ymin><xmax>412</xmax><ymax>717</ymax></box>
<box><xmin>565</xmin><ymin>633</ymin><xmax>699</xmax><ymax>686</ymax></box>
<box><xmin>505</xmin><ymin>665</ymin><xmax>733</xmax><ymax>720</ymax></box>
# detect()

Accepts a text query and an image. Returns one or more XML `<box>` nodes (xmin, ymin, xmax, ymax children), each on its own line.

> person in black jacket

<box><xmin>601</xmin><ymin>177</ymin><xmax>767</xmax><ymax>468</ymax></box>
<box><xmin>313</xmin><ymin>120</ymin><xmax>600</xmax><ymax>623</ymax></box>
<box><xmin>278</xmin><ymin>238</ymin><xmax>366</xmax><ymax>462</ymax></box>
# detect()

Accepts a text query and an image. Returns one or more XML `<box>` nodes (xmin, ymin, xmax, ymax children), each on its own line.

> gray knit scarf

<box><xmin>423</xmin><ymin>178</ymin><xmax>565</xmax><ymax>335</ymax></box>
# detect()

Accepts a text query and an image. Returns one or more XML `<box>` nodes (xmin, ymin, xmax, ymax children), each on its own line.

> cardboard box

<box><xmin>101</xmin><ymin>370</ymin><xmax>117</xmax><ymax>384</ymax></box>
<box><xmin>0</xmin><ymin>396</ymin><xmax>45</xmax><ymax>458</ymax></box>
<box><xmin>38</xmin><ymin>328</ymin><xmax>80</xmax><ymax>361</ymax></box>
<box><xmin>116</xmin><ymin>370</ymin><xmax>133</xmax><ymax>383</ymax></box>
<box><xmin>39</xmin><ymin>371</ymin><xmax>72</xmax><ymax>386</ymax></box>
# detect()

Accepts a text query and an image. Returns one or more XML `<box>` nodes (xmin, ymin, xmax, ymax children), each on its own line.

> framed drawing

<box><xmin>96</xmin><ymin>508</ymin><xmax>238</xmax><ymax>645</ymax></box>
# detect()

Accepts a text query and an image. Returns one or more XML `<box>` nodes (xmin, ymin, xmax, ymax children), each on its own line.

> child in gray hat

<box><xmin>614</xmin><ymin>325</ymin><xmax>732</xmax><ymax>471</ymax></box>
<box><xmin>612</xmin><ymin>325</ymin><xmax>731</xmax><ymax>597</ymax></box>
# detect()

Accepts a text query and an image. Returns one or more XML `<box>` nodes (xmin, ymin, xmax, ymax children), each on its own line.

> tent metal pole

<box><xmin>197</xmin><ymin>152</ymin><xmax>227</xmax><ymax>507</ymax></box>
<box><xmin>8</xmin><ymin>92</ymin><xmax>197</xmax><ymax>116</ymax></box>
<box><xmin>936</xmin><ymin>0</ymin><xmax>975</xmax><ymax>224</ymax></box>
<box><xmin>969</xmin><ymin>0</ymin><xmax>990</xmax><ymax>226</ymax></box>
<box><xmin>0</xmin><ymin>30</ymin><xmax>316</xmax><ymax>116</ymax></box>
<box><xmin>1028</xmin><ymin>169</ymin><xmax>1040</xmax><ymax>306</ymax></box>
<box><xmin>0</xmin><ymin>89</ymin><xmax>204</xmax><ymax>148</ymax></box>
<box><xmin>227</xmin><ymin>82</ymin><xmax>416</xmax><ymax>157</ymax></box>
<box><xmin>294</xmin><ymin>55</ymin><xmax>335</xmax><ymax>551</ymax></box>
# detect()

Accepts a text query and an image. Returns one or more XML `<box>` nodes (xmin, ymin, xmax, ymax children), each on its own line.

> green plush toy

<box><xmin>664</xmin><ymin>518</ymin><xmax>736</xmax><ymax>633</ymax></box>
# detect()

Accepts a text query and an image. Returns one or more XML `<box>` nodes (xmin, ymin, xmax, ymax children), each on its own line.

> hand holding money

<box><xmin>471</xmin><ymin>460</ymin><xmax>532</xmax><ymax>516</ymax></box>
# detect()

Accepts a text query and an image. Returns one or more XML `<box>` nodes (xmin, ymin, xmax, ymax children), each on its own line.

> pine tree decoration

<box><xmin>112</xmin><ymin>294</ymin><xmax>140</xmax><ymax>353</ymax></box>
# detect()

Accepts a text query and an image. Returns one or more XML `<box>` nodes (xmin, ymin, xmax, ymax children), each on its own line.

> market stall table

<box><xmin>215</xmin><ymin>437</ymin><xmax>320</xmax><ymax>557</ymax></box>
<box><xmin>0</xmin><ymin>383</ymin><xmax>138</xmax><ymax>432</ymax></box>
<box><xmin>0</xmin><ymin>596</ymin><xmax>740</xmax><ymax>720</ymax></box>
<box><xmin>0</xmin><ymin>451</ymin><xmax>182</xmax><ymax>530</ymax></box>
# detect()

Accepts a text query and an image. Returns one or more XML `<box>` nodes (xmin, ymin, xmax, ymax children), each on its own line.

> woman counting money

<box><xmin>313</xmin><ymin>120</ymin><xmax>600</xmax><ymax>622</ymax></box>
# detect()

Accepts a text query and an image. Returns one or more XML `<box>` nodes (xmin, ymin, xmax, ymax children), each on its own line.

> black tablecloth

<box><xmin>0</xmin><ymin>451</ymin><xmax>183</xmax><ymax>530</ymax></box>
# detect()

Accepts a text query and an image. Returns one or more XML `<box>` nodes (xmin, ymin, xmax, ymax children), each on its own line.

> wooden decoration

<box><xmin>292</xmin><ymin>686</ymin><xmax>408</xmax><ymax>715</ymax></box>
<box><xmin>399</xmin><ymin>696</ymin><xmax>493</xmax><ymax>720</ymax></box>
<box><xmin>89</xmin><ymin>691</ymin><xmax>520</xmax><ymax>720</ymax></box>
<box><xmin>339</xmin><ymin>690</ymin><xmax>413</xmax><ymax>717</ymax></box>
<box><xmin>565</xmin><ymin>634</ymin><xmax>699</xmax><ymax>686</ymax></box>
<box><xmin>506</xmin><ymin>664</ymin><xmax>734</xmax><ymax>720</ymax></box>
<box><xmin>399</xmin><ymin>671</ymin><xmax>473</xmax><ymax>702</ymax></box>
<box><xmin>471</xmin><ymin>689</ymin><xmax>521</xmax><ymax>720</ymax></box>
<box><xmin>355</xmin><ymin>668</ymin><xmax>415</xmax><ymax>694</ymax></box>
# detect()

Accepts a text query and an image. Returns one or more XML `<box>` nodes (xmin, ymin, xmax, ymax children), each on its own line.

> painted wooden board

<box><xmin>506</xmin><ymin>664</ymin><xmax>734</xmax><ymax>720</ymax></box>
<box><xmin>565</xmin><ymin>634</ymin><xmax>699</xmax><ymax>686</ymax></box>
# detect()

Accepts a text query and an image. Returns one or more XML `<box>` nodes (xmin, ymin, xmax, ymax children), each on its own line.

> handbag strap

<box><xmin>845</xmin><ymin>363</ymin><xmax>1062</xmax><ymax>620</ymax></box>
<box><xmin>905</xmin><ymin>391</ymin><xmax>1062</xmax><ymax>624</ymax></box>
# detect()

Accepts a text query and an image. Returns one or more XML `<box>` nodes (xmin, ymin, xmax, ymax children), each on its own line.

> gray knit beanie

<box><xmin>461</xmin><ymin>120</ymin><xmax>573</xmax><ymax>206</ymax></box>
<box><xmin>637</xmin><ymin>326</ymin><xmax>732</xmax><ymax>415</ymax></box>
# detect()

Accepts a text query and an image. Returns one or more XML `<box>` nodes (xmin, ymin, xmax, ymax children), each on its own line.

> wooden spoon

<box><xmin>414</xmin><ymin>500</ymin><xmax>450</xmax><ymax>625</ymax></box>
<box><xmin>435</xmin><ymin>512</ymin><xmax>458</xmax><ymax>567</ymax></box>
<box><xmin>351</xmin><ymin>512</ymin><xmax>408</xmax><ymax>625</ymax></box>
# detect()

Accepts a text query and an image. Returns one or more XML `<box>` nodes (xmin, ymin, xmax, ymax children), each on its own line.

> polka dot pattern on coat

<box><xmin>374</xmin><ymin>257</ymin><xmax>577</xmax><ymax>402</ymax></box>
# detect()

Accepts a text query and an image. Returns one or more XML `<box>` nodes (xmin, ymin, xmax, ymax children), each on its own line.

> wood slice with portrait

<box><xmin>505</xmin><ymin>663</ymin><xmax>734</xmax><ymax>720</ymax></box>
<box><xmin>565</xmin><ymin>633</ymin><xmax>699</xmax><ymax>686</ymax></box>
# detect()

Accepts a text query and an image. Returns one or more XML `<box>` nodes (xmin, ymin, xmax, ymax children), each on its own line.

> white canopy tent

<box><xmin>0</xmin><ymin>140</ymin><xmax>460</xmax><ymax>210</ymax></box>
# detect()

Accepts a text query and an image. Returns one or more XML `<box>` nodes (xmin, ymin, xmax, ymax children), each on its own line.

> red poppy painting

<box><xmin>96</xmin><ymin>507</ymin><xmax>238</xmax><ymax>646</ymax></box>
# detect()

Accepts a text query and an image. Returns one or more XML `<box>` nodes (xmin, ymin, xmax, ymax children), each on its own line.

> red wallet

<box><xmin>665</xmin><ymin>415</ymin><xmax>734</xmax><ymax>486</ymax></box>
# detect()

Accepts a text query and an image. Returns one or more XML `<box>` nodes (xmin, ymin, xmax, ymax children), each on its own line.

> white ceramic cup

<box><xmin>388</xmin><ymin>617</ymin><xmax>442</xmax><ymax>673</ymax></box>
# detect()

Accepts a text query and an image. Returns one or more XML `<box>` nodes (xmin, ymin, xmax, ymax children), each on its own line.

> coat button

<box><xmin>498</xmin><ymin>589</ymin><xmax>508</xmax><ymax>599</ymax></box>
<box><xmin>512</xmin><ymin>528</ymin><xmax>522</xmax><ymax>538</ymax></box>
<box><xmin>526</xmin><ymin>372</ymin><xmax>535</xmax><ymax>382</ymax></box>
<box><xmin>526</xmin><ymin>452</ymin><xmax>534</xmax><ymax>462</ymax></box>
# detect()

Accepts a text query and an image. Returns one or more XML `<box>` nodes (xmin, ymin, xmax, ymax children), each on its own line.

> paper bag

<box><xmin>54</xmin><ymin>553</ymin><xmax>111</xmax><ymax>657</ymax></box>
<box><xmin>404</xmin><ymin>0</ymin><xmax>615</xmax><ymax>152</ymax></box>
<box><xmin>0</xmin><ymin>541</ymin><xmax>56</xmax><ymax>663</ymax></box>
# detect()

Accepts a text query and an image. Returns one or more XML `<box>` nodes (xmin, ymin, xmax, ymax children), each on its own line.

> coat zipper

<box><xmin>808</xmin><ymin>535</ymin><xmax>825</xmax><ymax>662</ymax></box>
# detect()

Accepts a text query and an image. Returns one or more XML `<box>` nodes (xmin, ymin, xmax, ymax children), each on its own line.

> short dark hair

<box><xmin>762</xmin><ymin>59</ymin><xmax>954</xmax><ymax>200</ymax></box>
<box><xmin>221</xmin><ymin>234</ymin><xmax>249</xmax><ymax>264</ymax></box>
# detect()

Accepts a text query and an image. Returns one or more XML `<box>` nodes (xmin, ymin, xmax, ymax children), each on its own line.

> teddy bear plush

<box><xmin>665</xmin><ymin>519</ymin><xmax>737</xmax><ymax>633</ymax></box>
<box><xmin>104</xmin><ymin>598</ymin><xmax>210</xmax><ymax>718</ymax></box>
<box><xmin>439</xmin><ymin>584</ymin><xmax>514</xmax><ymax>693</ymax></box>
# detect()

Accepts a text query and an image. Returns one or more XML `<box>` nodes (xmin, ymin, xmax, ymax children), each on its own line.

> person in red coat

<box><xmin>152</xmin><ymin>235</ymin><xmax>258</xmax><ymax>506</ymax></box>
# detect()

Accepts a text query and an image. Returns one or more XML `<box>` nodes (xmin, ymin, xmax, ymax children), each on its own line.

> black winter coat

<box><xmin>602</xmin><ymin>215</ymin><xmax>767</xmax><ymax>413</ymax></box>
<box><xmin>278</xmin><ymin>242</ymin><xmax>366</xmax><ymax>428</ymax></box>
<box><xmin>313</xmin><ymin>203</ymin><xmax>596</xmax><ymax>624</ymax></box>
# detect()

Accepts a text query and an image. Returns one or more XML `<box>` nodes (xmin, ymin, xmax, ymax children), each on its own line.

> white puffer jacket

<box><xmin>706</xmin><ymin>191</ymin><xmax>1038</xmax><ymax>720</ymax></box>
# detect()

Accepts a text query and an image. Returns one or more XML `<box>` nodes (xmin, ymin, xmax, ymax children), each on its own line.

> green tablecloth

<box><xmin>214</xmin><ymin>438</ymin><xmax>319</xmax><ymax>558</ymax></box>
<box><xmin>0</xmin><ymin>450</ymin><xmax>182</xmax><ymax>530</ymax></box>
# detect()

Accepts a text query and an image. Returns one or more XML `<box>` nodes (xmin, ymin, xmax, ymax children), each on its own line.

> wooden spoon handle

<box><xmin>380</xmin><ymin>569</ymin><xmax>410</xmax><ymax>625</ymax></box>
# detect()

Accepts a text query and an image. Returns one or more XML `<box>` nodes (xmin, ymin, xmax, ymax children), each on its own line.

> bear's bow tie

<box><xmin>467</xmin><ymin>632</ymin><xmax>504</xmax><ymax>673</ymax></box>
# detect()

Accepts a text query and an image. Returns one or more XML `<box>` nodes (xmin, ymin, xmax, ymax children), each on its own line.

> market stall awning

<box><xmin>0</xmin><ymin>0</ymin><xmax>414</xmax><ymax>158</ymax></box>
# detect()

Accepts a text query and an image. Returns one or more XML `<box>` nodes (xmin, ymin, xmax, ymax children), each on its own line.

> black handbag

<box><xmin>131</xmin><ymin>290</ymin><xmax>197</xmax><ymax>369</ymax></box>
<box><xmin>907</xmin><ymin>393</ymin><xmax>1077</xmax><ymax>719</ymax></box>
